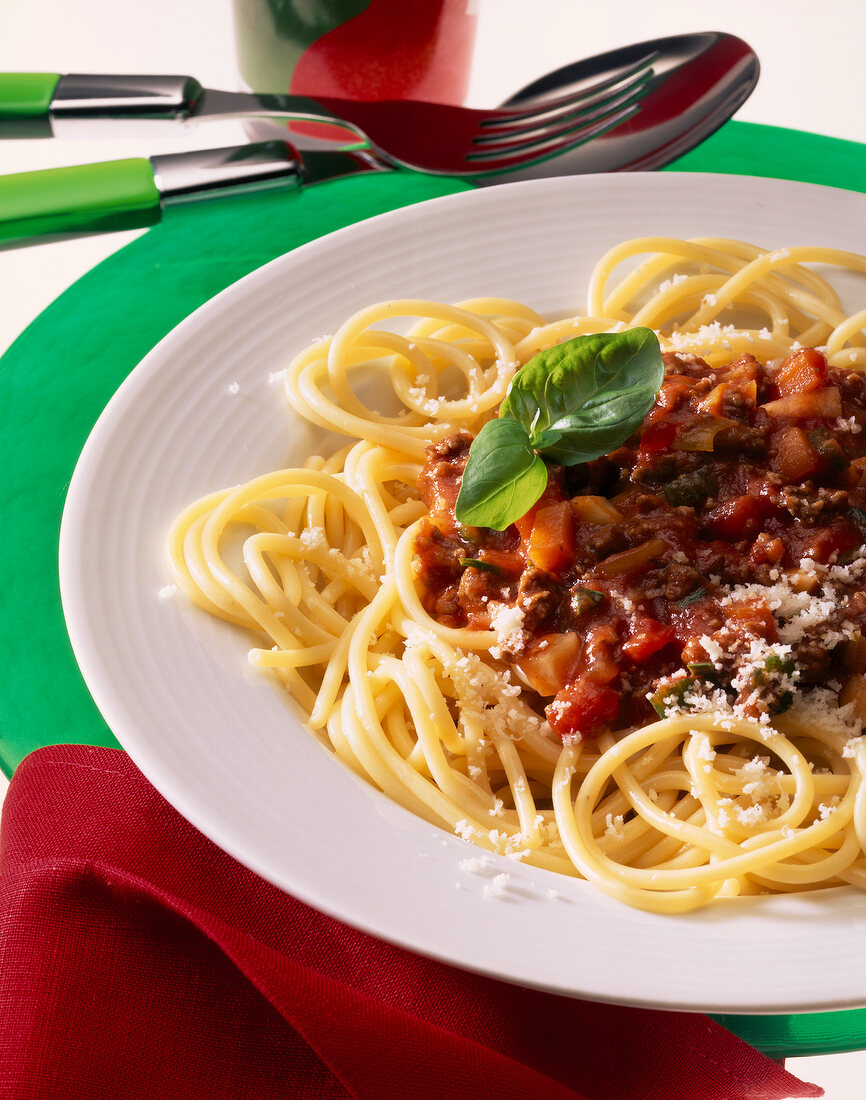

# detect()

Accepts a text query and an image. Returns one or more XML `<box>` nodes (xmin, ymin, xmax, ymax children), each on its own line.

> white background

<box><xmin>2</xmin><ymin>2</ymin><xmax>866</xmax><ymax>1094</ymax></box>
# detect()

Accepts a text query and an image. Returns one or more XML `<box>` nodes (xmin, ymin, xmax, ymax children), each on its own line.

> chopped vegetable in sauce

<box><xmin>414</xmin><ymin>347</ymin><xmax>866</xmax><ymax>739</ymax></box>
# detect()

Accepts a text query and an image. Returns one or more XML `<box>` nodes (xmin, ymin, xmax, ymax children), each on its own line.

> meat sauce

<box><xmin>413</xmin><ymin>347</ymin><xmax>866</xmax><ymax>739</ymax></box>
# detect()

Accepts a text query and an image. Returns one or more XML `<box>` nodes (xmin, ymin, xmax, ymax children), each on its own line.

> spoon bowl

<box><xmin>475</xmin><ymin>31</ymin><xmax>759</xmax><ymax>182</ymax></box>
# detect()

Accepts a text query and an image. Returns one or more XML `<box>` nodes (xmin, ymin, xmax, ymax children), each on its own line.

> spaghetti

<box><xmin>168</xmin><ymin>236</ymin><xmax>866</xmax><ymax>912</ymax></box>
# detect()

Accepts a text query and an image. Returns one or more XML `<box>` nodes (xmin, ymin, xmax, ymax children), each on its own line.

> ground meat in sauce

<box><xmin>413</xmin><ymin>347</ymin><xmax>866</xmax><ymax>739</ymax></box>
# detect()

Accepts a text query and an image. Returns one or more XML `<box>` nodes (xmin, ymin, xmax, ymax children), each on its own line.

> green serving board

<box><xmin>2</xmin><ymin>121</ymin><xmax>865</xmax><ymax>1057</ymax></box>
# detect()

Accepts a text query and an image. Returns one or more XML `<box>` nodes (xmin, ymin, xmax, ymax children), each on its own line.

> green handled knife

<box><xmin>0</xmin><ymin>71</ymin><xmax>366</xmax><ymax>139</ymax></box>
<box><xmin>0</xmin><ymin>141</ymin><xmax>386</xmax><ymax>247</ymax></box>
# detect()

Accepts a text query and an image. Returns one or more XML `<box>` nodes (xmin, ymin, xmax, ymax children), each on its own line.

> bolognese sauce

<box><xmin>414</xmin><ymin>347</ymin><xmax>866</xmax><ymax>739</ymax></box>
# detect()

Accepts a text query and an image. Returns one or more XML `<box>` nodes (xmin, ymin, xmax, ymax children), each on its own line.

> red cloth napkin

<box><xmin>0</xmin><ymin>745</ymin><xmax>821</xmax><ymax>1100</ymax></box>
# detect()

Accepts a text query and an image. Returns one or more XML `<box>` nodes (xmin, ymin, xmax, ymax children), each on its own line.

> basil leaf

<box><xmin>453</xmin><ymin>329</ymin><xmax>663</xmax><ymax>533</ymax></box>
<box><xmin>455</xmin><ymin>418</ymin><xmax>547</xmax><ymax>530</ymax></box>
<box><xmin>501</xmin><ymin>328</ymin><xmax>664</xmax><ymax>465</ymax></box>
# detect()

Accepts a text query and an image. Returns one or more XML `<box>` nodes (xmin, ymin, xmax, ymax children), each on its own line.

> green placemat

<box><xmin>2</xmin><ymin>120</ymin><xmax>865</xmax><ymax>1057</ymax></box>
<box><xmin>1</xmin><ymin>170</ymin><xmax>471</xmax><ymax>772</ymax></box>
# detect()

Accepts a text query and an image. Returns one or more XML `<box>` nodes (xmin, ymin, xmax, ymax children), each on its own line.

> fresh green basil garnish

<box><xmin>453</xmin><ymin>417</ymin><xmax>548</xmax><ymax>530</ymax></box>
<box><xmin>501</xmin><ymin>327</ymin><xmax>664</xmax><ymax>464</ymax></box>
<box><xmin>455</xmin><ymin>329</ymin><xmax>663</xmax><ymax>530</ymax></box>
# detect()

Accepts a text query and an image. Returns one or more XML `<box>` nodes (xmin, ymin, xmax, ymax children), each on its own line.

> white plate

<box><xmin>60</xmin><ymin>173</ymin><xmax>866</xmax><ymax>1014</ymax></box>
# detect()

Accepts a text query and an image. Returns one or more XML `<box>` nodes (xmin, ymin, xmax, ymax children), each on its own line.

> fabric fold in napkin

<box><xmin>0</xmin><ymin>746</ymin><xmax>820</xmax><ymax>1100</ymax></box>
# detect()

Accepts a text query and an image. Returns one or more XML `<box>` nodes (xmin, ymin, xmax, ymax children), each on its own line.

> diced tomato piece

<box><xmin>651</xmin><ymin>379</ymin><xmax>691</xmax><ymax>418</ymax></box>
<box><xmin>725</xmin><ymin>602</ymin><xmax>777</xmax><ymax>641</ymax></box>
<box><xmin>744</xmin><ymin>475</ymin><xmax>784</xmax><ymax>517</ymax></box>
<box><xmin>770</xmin><ymin>426</ymin><xmax>823</xmax><ymax>483</ymax></box>
<box><xmin>800</xmin><ymin>520</ymin><xmax>862</xmax><ymax>564</ymax></box>
<box><xmin>546</xmin><ymin>679</ymin><xmax>620</xmax><ymax>738</ymax></box>
<box><xmin>704</xmin><ymin>495</ymin><xmax>763</xmax><ymax>539</ymax></box>
<box><xmin>750</xmin><ymin>532</ymin><xmax>785</xmax><ymax>565</ymax></box>
<box><xmin>621</xmin><ymin>618</ymin><xmax>677</xmax><ymax>662</ymax></box>
<box><xmin>527</xmin><ymin>501</ymin><xmax>575</xmax><ymax>575</ymax></box>
<box><xmin>513</xmin><ymin>507</ymin><xmax>536</xmax><ymax>544</ymax></box>
<box><xmin>639</xmin><ymin>420</ymin><xmax>677</xmax><ymax>454</ymax></box>
<box><xmin>775</xmin><ymin>348</ymin><xmax>828</xmax><ymax>396</ymax></box>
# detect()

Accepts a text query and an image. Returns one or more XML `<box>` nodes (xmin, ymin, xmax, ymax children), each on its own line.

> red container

<box><xmin>233</xmin><ymin>0</ymin><xmax>477</xmax><ymax>105</ymax></box>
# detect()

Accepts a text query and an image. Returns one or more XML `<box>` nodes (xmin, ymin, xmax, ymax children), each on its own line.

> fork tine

<box><xmin>464</xmin><ymin>102</ymin><xmax>642</xmax><ymax>171</ymax></box>
<box><xmin>476</xmin><ymin>63</ymin><xmax>653</xmax><ymax>142</ymax></box>
<box><xmin>468</xmin><ymin>77</ymin><xmax>650</xmax><ymax>156</ymax></box>
<box><xmin>471</xmin><ymin>78</ymin><xmax>650</xmax><ymax>151</ymax></box>
<box><xmin>479</xmin><ymin>51</ymin><xmax>659</xmax><ymax>131</ymax></box>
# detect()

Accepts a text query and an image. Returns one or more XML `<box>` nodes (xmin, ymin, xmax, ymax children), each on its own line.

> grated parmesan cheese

<box><xmin>604</xmin><ymin>813</ymin><xmax>625</xmax><ymax>841</ymax></box>
<box><xmin>482</xmin><ymin>873</ymin><xmax>511</xmax><ymax>899</ymax></box>
<box><xmin>488</xmin><ymin>602</ymin><xmax>527</xmax><ymax>658</ymax></box>
<box><xmin>458</xmin><ymin>856</ymin><xmax>491</xmax><ymax>874</ymax></box>
<box><xmin>666</xmin><ymin>321</ymin><xmax>741</xmax><ymax>352</ymax></box>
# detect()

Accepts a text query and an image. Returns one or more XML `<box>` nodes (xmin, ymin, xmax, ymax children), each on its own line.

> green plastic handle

<box><xmin>0</xmin><ymin>72</ymin><xmax>60</xmax><ymax>137</ymax></box>
<box><xmin>0</xmin><ymin>158</ymin><xmax>162</xmax><ymax>245</ymax></box>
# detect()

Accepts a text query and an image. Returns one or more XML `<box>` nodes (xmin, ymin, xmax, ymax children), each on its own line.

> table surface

<box><xmin>3</xmin><ymin>2</ymin><xmax>866</xmax><ymax>1094</ymax></box>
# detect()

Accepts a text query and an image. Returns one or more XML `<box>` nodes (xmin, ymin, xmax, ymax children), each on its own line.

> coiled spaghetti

<box><xmin>168</xmin><ymin>237</ymin><xmax>866</xmax><ymax>912</ymax></box>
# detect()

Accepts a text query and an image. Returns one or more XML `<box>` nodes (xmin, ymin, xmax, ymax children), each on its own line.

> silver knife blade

<box><xmin>49</xmin><ymin>76</ymin><xmax>370</xmax><ymax>152</ymax></box>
